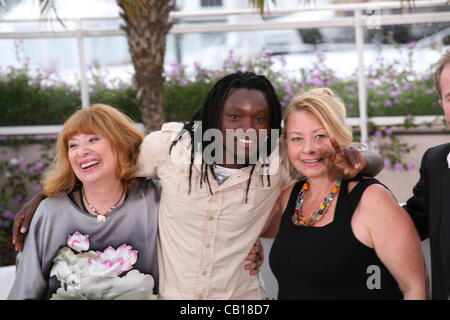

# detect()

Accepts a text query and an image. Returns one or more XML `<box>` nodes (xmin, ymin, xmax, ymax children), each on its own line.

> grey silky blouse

<box><xmin>8</xmin><ymin>178</ymin><xmax>160</xmax><ymax>300</ymax></box>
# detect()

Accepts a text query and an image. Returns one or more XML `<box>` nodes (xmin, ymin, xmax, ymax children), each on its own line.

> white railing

<box><xmin>0</xmin><ymin>115</ymin><xmax>444</xmax><ymax>136</ymax></box>
<box><xmin>0</xmin><ymin>0</ymin><xmax>449</xmax><ymax>140</ymax></box>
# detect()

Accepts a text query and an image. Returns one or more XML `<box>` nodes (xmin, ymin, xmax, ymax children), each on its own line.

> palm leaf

<box><xmin>117</xmin><ymin>0</ymin><xmax>151</xmax><ymax>21</ymax></box>
<box><xmin>38</xmin><ymin>0</ymin><xmax>65</xmax><ymax>27</ymax></box>
<box><xmin>248</xmin><ymin>0</ymin><xmax>277</xmax><ymax>14</ymax></box>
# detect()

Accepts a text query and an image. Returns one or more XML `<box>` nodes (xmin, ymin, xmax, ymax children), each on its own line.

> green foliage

<box><xmin>0</xmin><ymin>45</ymin><xmax>442</xmax><ymax>125</ymax></box>
<box><xmin>0</xmin><ymin>64</ymin><xmax>80</xmax><ymax>125</ymax></box>
<box><xmin>164</xmin><ymin>80</ymin><xmax>213</xmax><ymax>122</ymax></box>
<box><xmin>0</xmin><ymin>137</ymin><xmax>54</xmax><ymax>242</ymax></box>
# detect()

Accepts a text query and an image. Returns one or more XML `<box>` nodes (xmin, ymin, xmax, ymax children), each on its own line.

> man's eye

<box><xmin>256</xmin><ymin>117</ymin><xmax>265</xmax><ymax>122</ymax></box>
<box><xmin>230</xmin><ymin>114</ymin><xmax>240</xmax><ymax>120</ymax></box>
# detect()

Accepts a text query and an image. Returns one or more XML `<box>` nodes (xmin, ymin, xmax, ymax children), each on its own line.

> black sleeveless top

<box><xmin>269</xmin><ymin>176</ymin><xmax>403</xmax><ymax>300</ymax></box>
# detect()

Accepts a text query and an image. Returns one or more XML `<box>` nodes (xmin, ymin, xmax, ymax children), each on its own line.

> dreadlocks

<box><xmin>170</xmin><ymin>71</ymin><xmax>282</xmax><ymax>203</ymax></box>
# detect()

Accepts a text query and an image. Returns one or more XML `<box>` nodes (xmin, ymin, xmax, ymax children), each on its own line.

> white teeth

<box><xmin>303</xmin><ymin>159</ymin><xmax>320</xmax><ymax>163</ymax></box>
<box><xmin>81</xmin><ymin>160</ymin><xmax>100</xmax><ymax>169</ymax></box>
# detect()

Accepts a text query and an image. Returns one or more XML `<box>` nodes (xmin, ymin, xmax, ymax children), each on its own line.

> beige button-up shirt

<box><xmin>136</xmin><ymin>122</ymin><xmax>294</xmax><ymax>299</ymax></box>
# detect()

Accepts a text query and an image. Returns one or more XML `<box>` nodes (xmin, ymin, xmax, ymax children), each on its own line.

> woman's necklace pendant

<box><xmin>82</xmin><ymin>186</ymin><xmax>125</xmax><ymax>224</ymax></box>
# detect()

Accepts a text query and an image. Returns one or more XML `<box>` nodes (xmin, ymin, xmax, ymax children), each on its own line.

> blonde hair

<box><xmin>434</xmin><ymin>50</ymin><xmax>450</xmax><ymax>98</ymax></box>
<box><xmin>43</xmin><ymin>104</ymin><xmax>144</xmax><ymax>197</ymax></box>
<box><xmin>283</xmin><ymin>88</ymin><xmax>352</xmax><ymax>147</ymax></box>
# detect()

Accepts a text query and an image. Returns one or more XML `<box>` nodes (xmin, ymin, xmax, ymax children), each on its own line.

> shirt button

<box><xmin>205</xmin><ymin>243</ymin><xmax>210</xmax><ymax>248</ymax></box>
<box><xmin>202</xmin><ymin>271</ymin><xmax>207</xmax><ymax>276</ymax></box>
<box><xmin>208</xmin><ymin>216</ymin><xmax>214</xmax><ymax>221</ymax></box>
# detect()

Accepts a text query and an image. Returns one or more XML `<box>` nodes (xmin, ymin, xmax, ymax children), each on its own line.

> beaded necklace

<box><xmin>291</xmin><ymin>178</ymin><xmax>342</xmax><ymax>227</ymax></box>
<box><xmin>82</xmin><ymin>186</ymin><xmax>125</xmax><ymax>223</ymax></box>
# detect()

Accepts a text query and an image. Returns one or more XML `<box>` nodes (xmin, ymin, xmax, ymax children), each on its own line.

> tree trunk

<box><xmin>117</xmin><ymin>0</ymin><xmax>173</xmax><ymax>133</ymax></box>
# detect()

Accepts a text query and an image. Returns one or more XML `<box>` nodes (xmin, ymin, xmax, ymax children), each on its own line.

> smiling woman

<box><xmin>283</xmin><ymin>88</ymin><xmax>352</xmax><ymax>181</ymax></box>
<box><xmin>43</xmin><ymin>104</ymin><xmax>142</xmax><ymax>197</ymax></box>
<box><xmin>8</xmin><ymin>104</ymin><xmax>160</xmax><ymax>300</ymax></box>
<box><xmin>264</xmin><ymin>88</ymin><xmax>427</xmax><ymax>300</ymax></box>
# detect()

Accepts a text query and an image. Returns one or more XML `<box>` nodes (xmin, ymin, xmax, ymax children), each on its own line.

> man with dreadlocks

<box><xmin>13</xmin><ymin>72</ymin><xmax>382</xmax><ymax>300</ymax></box>
<box><xmin>134</xmin><ymin>71</ymin><xmax>382</xmax><ymax>299</ymax></box>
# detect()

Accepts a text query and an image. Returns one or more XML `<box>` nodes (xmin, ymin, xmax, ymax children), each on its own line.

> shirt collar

<box><xmin>447</xmin><ymin>151</ymin><xmax>450</xmax><ymax>168</ymax></box>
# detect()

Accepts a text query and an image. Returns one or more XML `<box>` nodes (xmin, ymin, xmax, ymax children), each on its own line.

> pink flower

<box><xmin>284</xmin><ymin>83</ymin><xmax>292</xmax><ymax>96</ymax></box>
<box><xmin>88</xmin><ymin>244</ymin><xmax>138</xmax><ymax>277</ymax></box>
<box><xmin>394</xmin><ymin>163</ymin><xmax>403</xmax><ymax>172</ymax></box>
<box><xmin>374</xmin><ymin>130</ymin><xmax>383</xmax><ymax>139</ymax></box>
<box><xmin>407</xmin><ymin>42</ymin><xmax>417</xmax><ymax>50</ymax></box>
<box><xmin>384</xmin><ymin>100</ymin><xmax>393</xmax><ymax>108</ymax></box>
<box><xmin>314</xmin><ymin>50</ymin><xmax>326</xmax><ymax>61</ymax></box>
<box><xmin>2</xmin><ymin>210</ymin><xmax>14</xmax><ymax>221</ymax></box>
<box><xmin>389</xmin><ymin>90</ymin><xmax>401</xmax><ymax>98</ymax></box>
<box><xmin>12</xmin><ymin>195</ymin><xmax>22</xmax><ymax>205</ymax></box>
<box><xmin>34</xmin><ymin>162</ymin><xmax>45</xmax><ymax>171</ymax></box>
<box><xmin>67</xmin><ymin>231</ymin><xmax>90</xmax><ymax>253</ymax></box>
<box><xmin>420</xmin><ymin>73</ymin><xmax>433</xmax><ymax>81</ymax></box>
<box><xmin>403</xmin><ymin>82</ymin><xmax>415</xmax><ymax>90</ymax></box>
<box><xmin>306</xmin><ymin>78</ymin><xmax>324</xmax><ymax>86</ymax></box>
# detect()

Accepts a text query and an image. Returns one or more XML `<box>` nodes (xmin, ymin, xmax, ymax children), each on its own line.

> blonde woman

<box><xmin>8</xmin><ymin>104</ymin><xmax>159</xmax><ymax>300</ymax></box>
<box><xmin>262</xmin><ymin>89</ymin><xmax>427</xmax><ymax>300</ymax></box>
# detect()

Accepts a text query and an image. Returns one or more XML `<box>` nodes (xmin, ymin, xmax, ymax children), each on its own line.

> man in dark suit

<box><xmin>404</xmin><ymin>50</ymin><xmax>450</xmax><ymax>300</ymax></box>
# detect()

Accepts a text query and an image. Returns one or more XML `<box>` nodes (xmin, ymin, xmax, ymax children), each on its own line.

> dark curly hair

<box><xmin>170</xmin><ymin>71</ymin><xmax>282</xmax><ymax>202</ymax></box>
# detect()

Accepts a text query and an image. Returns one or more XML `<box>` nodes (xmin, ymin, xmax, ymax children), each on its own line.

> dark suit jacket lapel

<box><xmin>441</xmin><ymin>148</ymin><xmax>450</xmax><ymax>292</ymax></box>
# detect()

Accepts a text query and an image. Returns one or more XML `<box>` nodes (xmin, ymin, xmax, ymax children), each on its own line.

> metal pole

<box><xmin>354</xmin><ymin>9</ymin><xmax>368</xmax><ymax>147</ymax></box>
<box><xmin>173</xmin><ymin>0</ymin><xmax>183</xmax><ymax>64</ymax></box>
<box><xmin>76</xmin><ymin>19</ymin><xmax>89</xmax><ymax>109</ymax></box>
